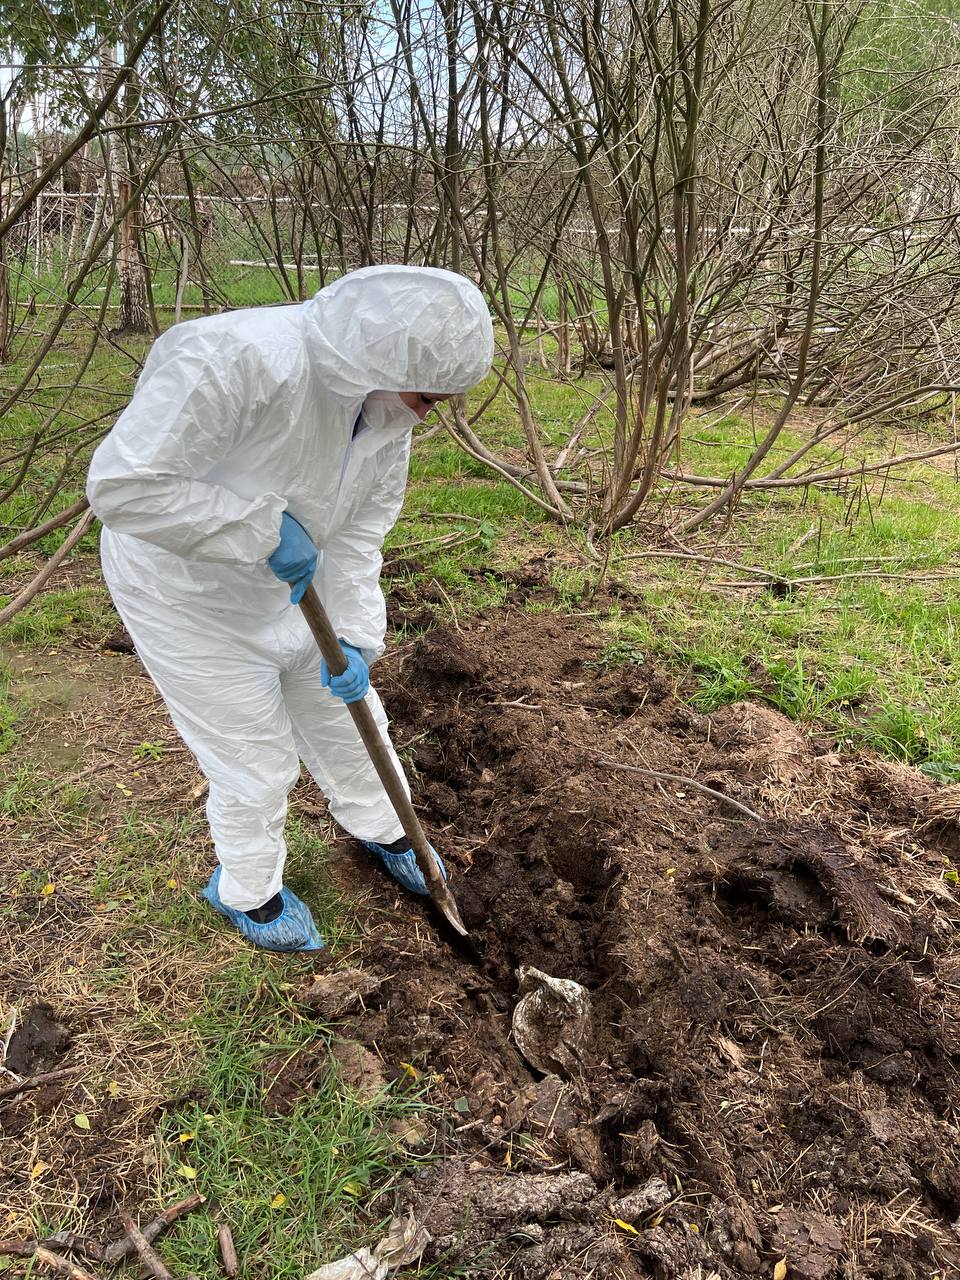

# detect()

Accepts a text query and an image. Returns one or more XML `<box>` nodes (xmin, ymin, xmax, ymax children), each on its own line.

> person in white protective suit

<box><xmin>86</xmin><ymin>264</ymin><xmax>494</xmax><ymax>952</ymax></box>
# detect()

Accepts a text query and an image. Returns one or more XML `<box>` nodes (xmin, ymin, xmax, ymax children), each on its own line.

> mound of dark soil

<box><xmin>319</xmin><ymin>609</ymin><xmax>960</xmax><ymax>1279</ymax></box>
<box><xmin>5</xmin><ymin>1003</ymin><xmax>71</xmax><ymax>1077</ymax></box>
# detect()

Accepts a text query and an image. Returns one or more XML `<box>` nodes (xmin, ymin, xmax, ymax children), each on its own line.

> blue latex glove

<box><xmin>322</xmin><ymin>641</ymin><xmax>369</xmax><ymax>704</ymax></box>
<box><xmin>268</xmin><ymin>511</ymin><xmax>318</xmax><ymax>604</ymax></box>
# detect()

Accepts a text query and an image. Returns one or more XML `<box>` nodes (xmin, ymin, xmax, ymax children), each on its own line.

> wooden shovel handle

<box><xmin>298</xmin><ymin>585</ymin><xmax>447</xmax><ymax>899</ymax></box>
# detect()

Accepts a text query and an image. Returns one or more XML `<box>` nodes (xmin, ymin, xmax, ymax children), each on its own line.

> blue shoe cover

<box><xmin>202</xmin><ymin>867</ymin><xmax>324</xmax><ymax>952</ymax></box>
<box><xmin>359</xmin><ymin>840</ymin><xmax>447</xmax><ymax>896</ymax></box>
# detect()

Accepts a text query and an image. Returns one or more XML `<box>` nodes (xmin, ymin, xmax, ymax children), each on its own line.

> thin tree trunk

<box><xmin>174</xmin><ymin>232</ymin><xmax>189</xmax><ymax>323</ymax></box>
<box><xmin>115</xmin><ymin>175</ymin><xmax>150</xmax><ymax>333</ymax></box>
<box><xmin>0</xmin><ymin>94</ymin><xmax>9</xmax><ymax>364</ymax></box>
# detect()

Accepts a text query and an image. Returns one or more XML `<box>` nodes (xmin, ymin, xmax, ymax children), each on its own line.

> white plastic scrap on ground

<box><xmin>511</xmin><ymin>965</ymin><xmax>593</xmax><ymax>1077</ymax></box>
<box><xmin>304</xmin><ymin>1212</ymin><xmax>431</xmax><ymax>1280</ymax></box>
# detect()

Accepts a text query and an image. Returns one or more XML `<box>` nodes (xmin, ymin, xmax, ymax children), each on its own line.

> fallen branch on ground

<box><xmin>2</xmin><ymin>1198</ymin><xmax>205</xmax><ymax>1274</ymax></box>
<box><xmin>430</xmin><ymin>577</ymin><xmax>461</xmax><ymax>632</ymax></box>
<box><xmin>620</xmin><ymin>549</ymin><xmax>781</xmax><ymax>580</ymax></box>
<box><xmin>662</xmin><ymin>435</ymin><xmax>960</xmax><ymax>491</ymax></box>
<box><xmin>0</xmin><ymin>497</ymin><xmax>90</xmax><ymax>564</ymax></box>
<box><xmin>398</xmin><ymin>511</ymin><xmax>483</xmax><ymax>523</ymax></box>
<box><xmin>0</xmin><ymin>1066</ymin><xmax>81</xmax><ymax>1100</ymax></box>
<box><xmin>387</xmin><ymin>530</ymin><xmax>480</xmax><ymax>556</ymax></box>
<box><xmin>217</xmin><ymin>1224</ymin><xmax>239</xmax><ymax>1277</ymax></box>
<box><xmin>32</xmin><ymin>1247</ymin><xmax>101</xmax><ymax>1280</ymax></box>
<box><xmin>714</xmin><ymin>569</ymin><xmax>960</xmax><ymax>589</ymax></box>
<box><xmin>38</xmin><ymin>1234</ymin><xmax>104</xmax><ymax>1263</ymax></box>
<box><xmin>0</xmin><ymin>509</ymin><xmax>96</xmax><ymax>628</ymax></box>
<box><xmin>119</xmin><ymin>1214</ymin><xmax>173</xmax><ymax>1280</ymax></box>
<box><xmin>104</xmin><ymin>1195</ymin><xmax>205</xmax><ymax>1265</ymax></box>
<box><xmin>600</xmin><ymin>759</ymin><xmax>764</xmax><ymax>822</ymax></box>
<box><xmin>0</xmin><ymin>1241</ymin><xmax>36</xmax><ymax>1258</ymax></box>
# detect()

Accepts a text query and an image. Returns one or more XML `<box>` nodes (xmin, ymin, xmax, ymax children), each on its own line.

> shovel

<box><xmin>298</xmin><ymin>583</ymin><xmax>468</xmax><ymax>937</ymax></box>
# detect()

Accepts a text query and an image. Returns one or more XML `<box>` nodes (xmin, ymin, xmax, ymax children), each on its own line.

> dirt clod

<box><xmin>5</xmin><ymin>1004</ymin><xmax>71</xmax><ymax>1076</ymax></box>
<box><xmin>771</xmin><ymin>1209</ymin><xmax>845</xmax><ymax>1280</ymax></box>
<box><xmin>298</xmin><ymin>968</ymin><xmax>384</xmax><ymax>1019</ymax></box>
<box><xmin>406</xmin><ymin>1161</ymin><xmax>598</xmax><ymax>1245</ymax></box>
<box><xmin>328</xmin><ymin>1040</ymin><xmax>387</xmax><ymax>1102</ymax></box>
<box><xmin>610</xmin><ymin>1177</ymin><xmax>673</xmax><ymax>1222</ymax></box>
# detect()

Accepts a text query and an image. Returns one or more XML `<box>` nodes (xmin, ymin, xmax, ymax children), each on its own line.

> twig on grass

<box><xmin>119</xmin><ymin>1215</ymin><xmax>173</xmax><ymax>1280</ymax></box>
<box><xmin>188</xmin><ymin>778</ymin><xmax>210</xmax><ymax>804</ymax></box>
<box><xmin>620</xmin><ymin>548</ymin><xmax>782</xmax><ymax>579</ymax></box>
<box><xmin>32</xmin><ymin>1247</ymin><xmax>101</xmax><ymax>1280</ymax></box>
<box><xmin>0</xmin><ymin>1004</ymin><xmax>17</xmax><ymax>1068</ymax></box>
<box><xmin>0</xmin><ymin>1240</ymin><xmax>38</xmax><ymax>1257</ymax></box>
<box><xmin>46</xmin><ymin>1235</ymin><xmax>105</xmax><ymax>1263</ymax></box>
<box><xmin>399</xmin><ymin>511</ymin><xmax>483</xmax><ymax>523</ymax></box>
<box><xmin>600</xmin><ymin>758</ymin><xmax>764</xmax><ymax>822</ymax></box>
<box><xmin>54</xmin><ymin>759</ymin><xmax>116</xmax><ymax>790</ymax></box>
<box><xmin>430</xmin><ymin>577</ymin><xmax>461</xmax><ymax>632</ymax></box>
<box><xmin>104</xmin><ymin>1195</ymin><xmax>204</xmax><ymax>1265</ymax></box>
<box><xmin>790</xmin><ymin>553</ymin><xmax>920</xmax><ymax>571</ymax></box>
<box><xmin>0</xmin><ymin>496</ymin><xmax>90</xmax><ymax>564</ymax></box>
<box><xmin>388</xmin><ymin>530</ymin><xmax>479</xmax><ymax>557</ymax></box>
<box><xmin>619</xmin><ymin>548</ymin><xmax>960</xmax><ymax>594</ymax></box>
<box><xmin>714</xmin><ymin>568</ymin><xmax>960</xmax><ymax>590</ymax></box>
<box><xmin>40</xmin><ymin>1234</ymin><xmax>104</xmax><ymax>1264</ymax></box>
<box><xmin>0</xmin><ymin>1235</ymin><xmax>105</xmax><ymax>1263</ymax></box>
<box><xmin>785</xmin><ymin>524</ymin><xmax>818</xmax><ymax>556</ymax></box>
<box><xmin>0</xmin><ymin>509</ymin><xmax>96</xmax><ymax>627</ymax></box>
<box><xmin>0</xmin><ymin>1065</ymin><xmax>80</xmax><ymax>1100</ymax></box>
<box><xmin>217</xmin><ymin>1224</ymin><xmax>239</xmax><ymax>1277</ymax></box>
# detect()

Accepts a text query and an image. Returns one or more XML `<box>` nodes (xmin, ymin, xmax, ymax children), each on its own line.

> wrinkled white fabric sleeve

<box><xmin>86</xmin><ymin>329</ymin><xmax>287</xmax><ymax>564</ymax></box>
<box><xmin>320</xmin><ymin>441</ymin><xmax>411</xmax><ymax>662</ymax></box>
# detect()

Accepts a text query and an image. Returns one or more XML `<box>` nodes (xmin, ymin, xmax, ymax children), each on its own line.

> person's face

<box><xmin>398</xmin><ymin>392</ymin><xmax>451</xmax><ymax>421</ymax></box>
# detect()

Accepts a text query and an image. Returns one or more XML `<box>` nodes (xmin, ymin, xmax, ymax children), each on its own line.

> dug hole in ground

<box><xmin>6</xmin><ymin>573</ymin><xmax>960</xmax><ymax>1280</ymax></box>
<box><xmin>311</xmin><ymin>584</ymin><xmax>960</xmax><ymax>1280</ymax></box>
<box><xmin>360</xmin><ymin>593</ymin><xmax>960</xmax><ymax>1274</ymax></box>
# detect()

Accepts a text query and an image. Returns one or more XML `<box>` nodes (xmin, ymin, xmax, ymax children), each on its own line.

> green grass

<box><xmin>588</xmin><ymin>445</ymin><xmax>960</xmax><ymax>773</ymax></box>
<box><xmin>111</xmin><ymin>827</ymin><xmax>425</xmax><ymax>1279</ymax></box>
<box><xmin>0</xmin><ymin>584</ymin><xmax>115</xmax><ymax>645</ymax></box>
<box><xmin>156</xmin><ymin>1013</ymin><xmax>424</xmax><ymax>1279</ymax></box>
<box><xmin>3</xmin><ymin>755</ymin><xmax>427</xmax><ymax>1277</ymax></box>
<box><xmin>0</xmin><ymin>660</ymin><xmax>17</xmax><ymax>753</ymax></box>
<box><xmin>0</xmin><ymin>759</ymin><xmax>89</xmax><ymax>820</ymax></box>
<box><xmin>600</xmin><ymin>585</ymin><xmax>960</xmax><ymax>771</ymax></box>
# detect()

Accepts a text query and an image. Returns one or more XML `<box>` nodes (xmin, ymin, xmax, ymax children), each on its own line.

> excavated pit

<box><xmin>310</xmin><ymin>606</ymin><xmax>960</xmax><ymax>1279</ymax></box>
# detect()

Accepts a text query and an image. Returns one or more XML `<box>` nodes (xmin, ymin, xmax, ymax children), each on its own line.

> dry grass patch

<box><xmin>0</xmin><ymin>635</ymin><xmax>426</xmax><ymax>1276</ymax></box>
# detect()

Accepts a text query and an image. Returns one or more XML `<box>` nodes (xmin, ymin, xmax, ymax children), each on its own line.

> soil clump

<box><xmin>5</xmin><ymin>1003</ymin><xmax>71</xmax><ymax>1077</ymax></box>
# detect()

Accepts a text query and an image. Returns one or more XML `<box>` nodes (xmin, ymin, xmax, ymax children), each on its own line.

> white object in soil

<box><xmin>304</xmin><ymin>1211</ymin><xmax>431</xmax><ymax>1280</ymax></box>
<box><xmin>512</xmin><ymin>966</ymin><xmax>593</xmax><ymax>1077</ymax></box>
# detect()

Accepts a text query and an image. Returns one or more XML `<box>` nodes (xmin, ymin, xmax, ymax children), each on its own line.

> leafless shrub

<box><xmin>3</xmin><ymin>0</ymin><xmax>960</xmax><ymax>605</ymax></box>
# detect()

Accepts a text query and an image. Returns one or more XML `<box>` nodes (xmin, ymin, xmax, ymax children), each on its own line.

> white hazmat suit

<box><xmin>87</xmin><ymin>265</ymin><xmax>494</xmax><ymax>911</ymax></box>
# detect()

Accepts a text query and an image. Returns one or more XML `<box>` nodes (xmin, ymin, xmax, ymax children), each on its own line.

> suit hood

<box><xmin>302</xmin><ymin>264</ymin><xmax>495</xmax><ymax>399</ymax></box>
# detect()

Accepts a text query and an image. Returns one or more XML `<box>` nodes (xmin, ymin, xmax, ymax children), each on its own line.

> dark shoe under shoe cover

<box><xmin>202</xmin><ymin>867</ymin><xmax>324</xmax><ymax>951</ymax></box>
<box><xmin>360</xmin><ymin>839</ymin><xmax>447</xmax><ymax>896</ymax></box>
